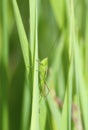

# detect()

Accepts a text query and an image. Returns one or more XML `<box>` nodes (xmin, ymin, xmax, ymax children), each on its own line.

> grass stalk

<box><xmin>2</xmin><ymin>0</ymin><xmax>8</xmax><ymax>66</ymax></box>
<box><xmin>21</xmin><ymin>72</ymin><xmax>31</xmax><ymax>130</ymax></box>
<box><xmin>85</xmin><ymin>4</ymin><xmax>88</xmax><ymax>81</ymax></box>
<box><xmin>1</xmin><ymin>0</ymin><xmax>9</xmax><ymax>129</ymax></box>
<box><xmin>29</xmin><ymin>0</ymin><xmax>36</xmax><ymax>64</ymax></box>
<box><xmin>12</xmin><ymin>0</ymin><xmax>30</xmax><ymax>74</ymax></box>
<box><xmin>30</xmin><ymin>0</ymin><xmax>40</xmax><ymax>129</ymax></box>
<box><xmin>12</xmin><ymin>1</ymin><xmax>32</xmax><ymax>130</ymax></box>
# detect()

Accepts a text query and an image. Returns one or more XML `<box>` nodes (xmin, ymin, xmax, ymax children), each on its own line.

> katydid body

<box><xmin>39</xmin><ymin>58</ymin><xmax>48</xmax><ymax>96</ymax></box>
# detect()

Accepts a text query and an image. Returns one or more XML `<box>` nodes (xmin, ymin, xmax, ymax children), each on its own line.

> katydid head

<box><xmin>40</xmin><ymin>58</ymin><xmax>48</xmax><ymax>69</ymax></box>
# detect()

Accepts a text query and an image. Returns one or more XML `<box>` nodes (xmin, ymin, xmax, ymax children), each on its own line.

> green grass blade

<box><xmin>57</xmin><ymin>63</ymin><xmax>65</xmax><ymax>100</ymax></box>
<box><xmin>74</xmin><ymin>47</ymin><xmax>82</xmax><ymax>130</ymax></box>
<box><xmin>2</xmin><ymin>0</ymin><xmax>8</xmax><ymax>66</ymax></box>
<box><xmin>39</xmin><ymin>99</ymin><xmax>47</xmax><ymax>130</ymax></box>
<box><xmin>1</xmin><ymin>0</ymin><xmax>9</xmax><ymax>129</ymax></box>
<box><xmin>67</xmin><ymin>60</ymin><xmax>73</xmax><ymax>130</ymax></box>
<box><xmin>30</xmin><ymin>1</ymin><xmax>39</xmax><ymax>130</ymax></box>
<box><xmin>85</xmin><ymin>7</ymin><xmax>88</xmax><ymax>81</ymax></box>
<box><xmin>12</xmin><ymin>0</ymin><xmax>30</xmax><ymax>74</ymax></box>
<box><xmin>69</xmin><ymin>0</ymin><xmax>88</xmax><ymax>129</ymax></box>
<box><xmin>47</xmin><ymin>93</ymin><xmax>61</xmax><ymax>130</ymax></box>
<box><xmin>21</xmin><ymin>72</ymin><xmax>31</xmax><ymax>130</ymax></box>
<box><xmin>12</xmin><ymin>1</ymin><xmax>32</xmax><ymax>130</ymax></box>
<box><xmin>68</xmin><ymin>0</ymin><xmax>75</xmax><ymax>129</ymax></box>
<box><xmin>0</xmin><ymin>23</ymin><xmax>2</xmax><ymax>61</ymax></box>
<box><xmin>60</xmin><ymin>90</ymin><xmax>68</xmax><ymax>130</ymax></box>
<box><xmin>52</xmin><ymin>31</ymin><xmax>66</xmax><ymax>71</ymax></box>
<box><xmin>60</xmin><ymin>0</ymin><xmax>75</xmax><ymax>129</ymax></box>
<box><xmin>49</xmin><ymin>0</ymin><xmax>65</xmax><ymax>29</ymax></box>
<box><xmin>30</xmin><ymin>49</ymin><xmax>39</xmax><ymax>130</ymax></box>
<box><xmin>29</xmin><ymin>0</ymin><xmax>36</xmax><ymax>63</ymax></box>
<box><xmin>60</xmin><ymin>58</ymin><xmax>73</xmax><ymax>130</ymax></box>
<box><xmin>74</xmin><ymin>41</ymin><xmax>88</xmax><ymax>130</ymax></box>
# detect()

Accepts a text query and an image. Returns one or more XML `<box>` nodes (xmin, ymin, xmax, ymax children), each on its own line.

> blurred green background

<box><xmin>0</xmin><ymin>0</ymin><xmax>88</xmax><ymax>130</ymax></box>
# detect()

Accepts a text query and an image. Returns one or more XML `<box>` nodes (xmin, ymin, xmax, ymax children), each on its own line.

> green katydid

<box><xmin>39</xmin><ymin>57</ymin><xmax>49</xmax><ymax>97</ymax></box>
<box><xmin>27</xmin><ymin>57</ymin><xmax>49</xmax><ymax>97</ymax></box>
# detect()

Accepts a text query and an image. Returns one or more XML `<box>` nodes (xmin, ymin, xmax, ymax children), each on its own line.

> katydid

<box><xmin>27</xmin><ymin>57</ymin><xmax>49</xmax><ymax>97</ymax></box>
<box><xmin>39</xmin><ymin>57</ymin><xmax>49</xmax><ymax>97</ymax></box>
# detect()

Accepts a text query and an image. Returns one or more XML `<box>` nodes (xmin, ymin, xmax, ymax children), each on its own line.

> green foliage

<box><xmin>0</xmin><ymin>0</ymin><xmax>88</xmax><ymax>130</ymax></box>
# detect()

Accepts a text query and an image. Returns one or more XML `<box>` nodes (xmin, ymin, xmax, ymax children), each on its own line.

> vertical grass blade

<box><xmin>12</xmin><ymin>1</ymin><xmax>31</xmax><ymax>130</ymax></box>
<box><xmin>30</xmin><ymin>39</ymin><xmax>39</xmax><ymax>130</ymax></box>
<box><xmin>30</xmin><ymin>0</ymin><xmax>39</xmax><ymax>130</ymax></box>
<box><xmin>39</xmin><ymin>99</ymin><xmax>47</xmax><ymax>130</ymax></box>
<box><xmin>0</xmin><ymin>23</ymin><xmax>2</xmax><ymax>61</ymax></box>
<box><xmin>47</xmin><ymin>94</ymin><xmax>61</xmax><ymax>130</ymax></box>
<box><xmin>74</xmin><ymin>41</ymin><xmax>88</xmax><ymax>130</ymax></box>
<box><xmin>2</xmin><ymin>0</ymin><xmax>8</xmax><ymax>66</ymax></box>
<box><xmin>68</xmin><ymin>1</ymin><xmax>74</xmax><ymax>129</ymax></box>
<box><xmin>67</xmin><ymin>61</ymin><xmax>73</xmax><ymax>130</ymax></box>
<box><xmin>85</xmin><ymin>4</ymin><xmax>88</xmax><ymax>81</ymax></box>
<box><xmin>69</xmin><ymin>0</ymin><xmax>88</xmax><ymax>129</ymax></box>
<box><xmin>52</xmin><ymin>31</ymin><xmax>66</xmax><ymax>72</ymax></box>
<box><xmin>30</xmin><ymin>0</ymin><xmax>36</xmax><ymax>64</ymax></box>
<box><xmin>60</xmin><ymin>57</ymin><xmax>73</xmax><ymax>130</ymax></box>
<box><xmin>12</xmin><ymin>0</ymin><xmax>30</xmax><ymax>74</ymax></box>
<box><xmin>60</xmin><ymin>0</ymin><xmax>74</xmax><ymax>129</ymax></box>
<box><xmin>21</xmin><ymin>72</ymin><xmax>31</xmax><ymax>130</ymax></box>
<box><xmin>60</xmin><ymin>91</ymin><xmax>68</xmax><ymax>130</ymax></box>
<box><xmin>74</xmin><ymin>42</ymin><xmax>82</xmax><ymax>130</ymax></box>
<box><xmin>49</xmin><ymin>0</ymin><xmax>65</xmax><ymax>29</ymax></box>
<box><xmin>1</xmin><ymin>0</ymin><xmax>9</xmax><ymax>129</ymax></box>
